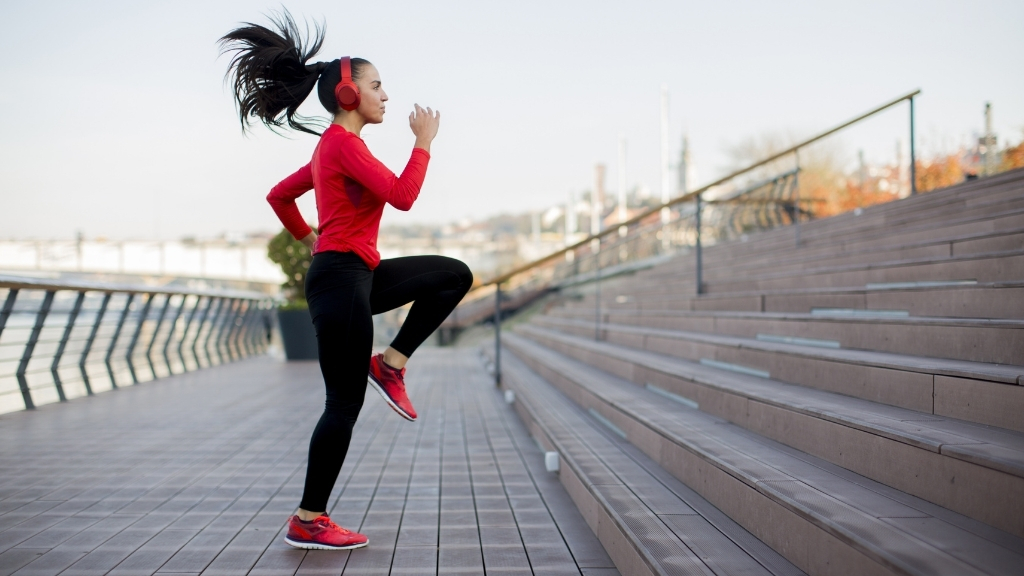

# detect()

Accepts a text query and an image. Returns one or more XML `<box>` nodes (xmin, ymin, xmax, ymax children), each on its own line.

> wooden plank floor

<box><xmin>0</xmin><ymin>348</ymin><xmax>618</xmax><ymax>576</ymax></box>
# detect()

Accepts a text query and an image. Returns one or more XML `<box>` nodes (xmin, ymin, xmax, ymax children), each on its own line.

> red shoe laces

<box><xmin>382</xmin><ymin>357</ymin><xmax>406</xmax><ymax>380</ymax></box>
<box><xmin>313</xmin><ymin>516</ymin><xmax>350</xmax><ymax>534</ymax></box>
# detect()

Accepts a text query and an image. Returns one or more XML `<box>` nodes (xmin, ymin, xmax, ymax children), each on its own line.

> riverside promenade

<box><xmin>0</xmin><ymin>348</ymin><xmax>617</xmax><ymax>576</ymax></box>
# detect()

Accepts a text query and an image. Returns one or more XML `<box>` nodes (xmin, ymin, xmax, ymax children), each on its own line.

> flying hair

<box><xmin>219</xmin><ymin>9</ymin><xmax>329</xmax><ymax>136</ymax></box>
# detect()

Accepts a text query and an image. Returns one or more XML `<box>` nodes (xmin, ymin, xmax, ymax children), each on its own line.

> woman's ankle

<box><xmin>296</xmin><ymin>508</ymin><xmax>324</xmax><ymax>521</ymax></box>
<box><xmin>382</xmin><ymin>347</ymin><xmax>408</xmax><ymax>370</ymax></box>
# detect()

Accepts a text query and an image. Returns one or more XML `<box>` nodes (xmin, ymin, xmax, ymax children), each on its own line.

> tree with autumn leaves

<box><xmin>914</xmin><ymin>133</ymin><xmax>1024</xmax><ymax>193</ymax></box>
<box><xmin>725</xmin><ymin>130</ymin><xmax>1024</xmax><ymax>220</ymax></box>
<box><xmin>1000</xmin><ymin>137</ymin><xmax>1024</xmax><ymax>173</ymax></box>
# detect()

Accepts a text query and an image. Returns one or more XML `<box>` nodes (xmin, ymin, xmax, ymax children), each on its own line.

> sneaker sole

<box><xmin>367</xmin><ymin>374</ymin><xmax>417</xmax><ymax>421</ymax></box>
<box><xmin>284</xmin><ymin>536</ymin><xmax>368</xmax><ymax>550</ymax></box>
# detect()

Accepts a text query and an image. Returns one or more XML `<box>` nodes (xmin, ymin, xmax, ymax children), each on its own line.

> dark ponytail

<box><xmin>219</xmin><ymin>10</ymin><xmax>328</xmax><ymax>135</ymax></box>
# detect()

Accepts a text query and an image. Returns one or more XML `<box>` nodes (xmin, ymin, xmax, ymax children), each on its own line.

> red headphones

<box><xmin>334</xmin><ymin>57</ymin><xmax>361</xmax><ymax>111</ymax></box>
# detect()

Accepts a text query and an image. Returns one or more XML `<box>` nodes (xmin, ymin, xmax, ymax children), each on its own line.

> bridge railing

<box><xmin>0</xmin><ymin>275</ymin><xmax>275</xmax><ymax>414</ymax></box>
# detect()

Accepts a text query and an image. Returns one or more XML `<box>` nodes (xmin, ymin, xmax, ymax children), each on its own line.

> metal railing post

<box><xmin>0</xmin><ymin>289</ymin><xmax>18</xmax><ymax>340</ymax></box>
<box><xmin>259</xmin><ymin>301</ymin><xmax>272</xmax><ymax>353</ymax></box>
<box><xmin>196</xmin><ymin>296</ymin><xmax>220</xmax><ymax>367</ymax></box>
<box><xmin>201</xmin><ymin>297</ymin><xmax>226</xmax><ymax>366</ymax></box>
<box><xmin>793</xmin><ymin>155</ymin><xmax>802</xmax><ymax>247</ymax></box>
<box><xmin>215</xmin><ymin>298</ymin><xmax>238</xmax><ymax>364</ymax></box>
<box><xmin>220</xmin><ymin>299</ymin><xmax>236</xmax><ymax>362</ymax></box>
<box><xmin>105</xmin><ymin>293</ymin><xmax>135</xmax><ymax>389</ymax></box>
<box><xmin>80</xmin><ymin>292</ymin><xmax>111</xmax><ymax>395</ymax></box>
<box><xmin>249</xmin><ymin>302</ymin><xmax>263</xmax><ymax>354</ymax></box>
<box><xmin>227</xmin><ymin>301</ymin><xmax>248</xmax><ymax>360</ymax></box>
<box><xmin>220</xmin><ymin>298</ymin><xmax>235</xmax><ymax>361</ymax></box>
<box><xmin>594</xmin><ymin>244</ymin><xmax>602</xmax><ymax>341</ymax></box>
<box><xmin>241</xmin><ymin>301</ymin><xmax>259</xmax><ymax>357</ymax></box>
<box><xmin>256</xmin><ymin>301</ymin><xmax>270</xmax><ymax>353</ymax></box>
<box><xmin>695</xmin><ymin>193</ymin><xmax>704</xmax><ymax>295</ymax></box>
<box><xmin>187</xmin><ymin>296</ymin><xmax>211</xmax><ymax>368</ymax></box>
<box><xmin>16</xmin><ymin>290</ymin><xmax>55</xmax><ymax>409</ymax></box>
<box><xmin>232</xmin><ymin>300</ymin><xmax>250</xmax><ymax>360</ymax></box>
<box><xmin>162</xmin><ymin>295</ymin><xmax>187</xmax><ymax>375</ymax></box>
<box><xmin>234</xmin><ymin>301</ymin><xmax>247</xmax><ymax>358</ymax></box>
<box><xmin>51</xmin><ymin>291</ymin><xmax>85</xmax><ymax>402</ymax></box>
<box><xmin>242</xmin><ymin>301</ymin><xmax>260</xmax><ymax>356</ymax></box>
<box><xmin>234</xmin><ymin>301</ymin><xmax>251</xmax><ymax>358</ymax></box>
<box><xmin>494</xmin><ymin>284</ymin><xmax>502</xmax><ymax>386</ymax></box>
<box><xmin>125</xmin><ymin>293</ymin><xmax>154</xmax><ymax>384</ymax></box>
<box><xmin>177</xmin><ymin>296</ymin><xmax>201</xmax><ymax>372</ymax></box>
<box><xmin>145</xmin><ymin>294</ymin><xmax>172</xmax><ymax>379</ymax></box>
<box><xmin>909</xmin><ymin>96</ymin><xmax>917</xmax><ymax>195</ymax></box>
<box><xmin>248</xmin><ymin>301</ymin><xmax>263</xmax><ymax>356</ymax></box>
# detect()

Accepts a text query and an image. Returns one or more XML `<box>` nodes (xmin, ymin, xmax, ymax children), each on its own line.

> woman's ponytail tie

<box><xmin>305</xmin><ymin>61</ymin><xmax>330</xmax><ymax>76</ymax></box>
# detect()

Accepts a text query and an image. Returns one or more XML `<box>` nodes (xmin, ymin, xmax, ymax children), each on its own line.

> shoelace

<box><xmin>313</xmin><ymin>516</ymin><xmax>351</xmax><ymax>534</ymax></box>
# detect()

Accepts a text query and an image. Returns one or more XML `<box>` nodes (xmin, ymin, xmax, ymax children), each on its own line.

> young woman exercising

<box><xmin>221</xmin><ymin>13</ymin><xmax>472</xmax><ymax>550</ymax></box>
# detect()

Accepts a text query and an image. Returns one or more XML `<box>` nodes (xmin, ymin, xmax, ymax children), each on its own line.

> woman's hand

<box><xmin>409</xmin><ymin>104</ymin><xmax>440</xmax><ymax>153</ymax></box>
<box><xmin>300</xmin><ymin>231</ymin><xmax>318</xmax><ymax>251</ymax></box>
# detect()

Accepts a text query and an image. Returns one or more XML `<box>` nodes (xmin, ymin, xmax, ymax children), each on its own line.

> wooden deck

<box><xmin>0</xmin><ymin>348</ymin><xmax>618</xmax><ymax>576</ymax></box>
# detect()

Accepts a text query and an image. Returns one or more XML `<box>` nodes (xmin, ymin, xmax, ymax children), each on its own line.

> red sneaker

<box><xmin>284</xmin><ymin>514</ymin><xmax>368</xmax><ymax>550</ymax></box>
<box><xmin>368</xmin><ymin>353</ymin><xmax>417</xmax><ymax>421</ymax></box>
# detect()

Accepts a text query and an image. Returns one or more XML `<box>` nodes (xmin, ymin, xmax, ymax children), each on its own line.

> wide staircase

<box><xmin>489</xmin><ymin>167</ymin><xmax>1024</xmax><ymax>575</ymax></box>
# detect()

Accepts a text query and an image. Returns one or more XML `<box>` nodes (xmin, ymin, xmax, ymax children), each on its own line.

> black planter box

<box><xmin>277</xmin><ymin>309</ymin><xmax>318</xmax><ymax>360</ymax></box>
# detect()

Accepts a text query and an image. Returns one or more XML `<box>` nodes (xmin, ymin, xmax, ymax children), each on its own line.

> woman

<box><xmin>221</xmin><ymin>13</ymin><xmax>472</xmax><ymax>550</ymax></box>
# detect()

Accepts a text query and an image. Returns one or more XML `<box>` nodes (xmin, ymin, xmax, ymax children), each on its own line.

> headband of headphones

<box><xmin>334</xmin><ymin>56</ymin><xmax>361</xmax><ymax>111</ymax></box>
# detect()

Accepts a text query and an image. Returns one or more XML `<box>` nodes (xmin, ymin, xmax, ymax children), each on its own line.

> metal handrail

<box><xmin>481</xmin><ymin>89</ymin><xmax>919</xmax><ymax>289</ymax></box>
<box><xmin>479</xmin><ymin>89</ymin><xmax>920</xmax><ymax>385</ymax></box>
<box><xmin>0</xmin><ymin>274</ymin><xmax>269</xmax><ymax>300</ymax></box>
<box><xmin>0</xmin><ymin>275</ymin><xmax>274</xmax><ymax>412</ymax></box>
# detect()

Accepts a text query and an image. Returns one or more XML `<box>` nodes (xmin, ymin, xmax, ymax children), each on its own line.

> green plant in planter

<box><xmin>267</xmin><ymin>227</ymin><xmax>314</xmax><ymax>310</ymax></box>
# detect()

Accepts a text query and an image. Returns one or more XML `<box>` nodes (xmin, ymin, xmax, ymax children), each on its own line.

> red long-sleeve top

<box><xmin>266</xmin><ymin>124</ymin><xmax>430</xmax><ymax>269</ymax></box>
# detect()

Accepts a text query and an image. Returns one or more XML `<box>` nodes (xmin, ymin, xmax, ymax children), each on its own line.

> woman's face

<box><xmin>355</xmin><ymin>64</ymin><xmax>387</xmax><ymax>124</ymax></box>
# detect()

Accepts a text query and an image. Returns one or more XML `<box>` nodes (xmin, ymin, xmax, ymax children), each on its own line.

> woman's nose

<box><xmin>381</xmin><ymin>90</ymin><xmax>388</xmax><ymax>102</ymax></box>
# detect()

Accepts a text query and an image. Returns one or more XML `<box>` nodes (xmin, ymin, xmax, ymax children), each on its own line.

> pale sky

<box><xmin>1</xmin><ymin>0</ymin><xmax>1022</xmax><ymax>240</ymax></box>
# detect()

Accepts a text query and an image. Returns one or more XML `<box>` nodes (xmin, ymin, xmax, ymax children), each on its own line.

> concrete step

<box><xmin>797</xmin><ymin>171</ymin><xmax>1024</xmax><ymax>241</ymax></box>
<box><xmin>640</xmin><ymin>181</ymin><xmax>1024</xmax><ymax>278</ymax></box>
<box><xmin>641</xmin><ymin>211</ymin><xmax>1024</xmax><ymax>285</ymax></box>
<box><xmin>529</xmin><ymin>315</ymin><xmax>1024</xmax><ymax>432</ymax></box>
<box><xmin>515</xmin><ymin>323</ymin><xmax>1024</xmax><ymax>535</ymax></box>
<box><xmin>696</xmin><ymin>227</ymin><xmax>1024</xmax><ymax>284</ymax></box>
<box><xmin>569</xmin><ymin>281</ymin><xmax>1024</xmax><ymax>320</ymax></box>
<box><xmin>501</xmin><ymin>332</ymin><xmax>1024</xmax><ymax>575</ymax></box>
<box><xmin>702</xmin><ymin>250</ymin><xmax>1024</xmax><ymax>294</ymax></box>
<box><xmin>569</xmin><ymin>174</ymin><xmax>1024</xmax><ymax>303</ymax></box>
<box><xmin>602</xmin><ymin>231</ymin><xmax>1024</xmax><ymax>307</ymax></box>
<box><xmin>764</xmin><ymin>189</ymin><xmax>1024</xmax><ymax>254</ymax></box>
<box><xmin>702</xmin><ymin>169</ymin><xmax>1024</xmax><ymax>259</ymax></box>
<box><xmin>547</xmin><ymin>307</ymin><xmax>1024</xmax><ymax>365</ymax></box>
<box><xmin>485</xmin><ymin>347</ymin><xmax>807</xmax><ymax>576</ymax></box>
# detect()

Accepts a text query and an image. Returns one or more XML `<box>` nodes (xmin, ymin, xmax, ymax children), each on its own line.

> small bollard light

<box><xmin>545</xmin><ymin>451</ymin><xmax>560</xmax><ymax>473</ymax></box>
<box><xmin>504</xmin><ymin>390</ymin><xmax>515</xmax><ymax>404</ymax></box>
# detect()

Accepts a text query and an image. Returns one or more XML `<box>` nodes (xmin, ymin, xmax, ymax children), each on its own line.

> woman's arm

<box><xmin>340</xmin><ymin>141</ymin><xmax>429</xmax><ymax>211</ymax></box>
<box><xmin>267</xmin><ymin>164</ymin><xmax>316</xmax><ymax>242</ymax></box>
<box><xmin>339</xmin><ymin>105</ymin><xmax>440</xmax><ymax>211</ymax></box>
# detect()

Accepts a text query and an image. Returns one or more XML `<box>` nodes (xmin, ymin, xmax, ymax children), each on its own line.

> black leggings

<box><xmin>298</xmin><ymin>251</ymin><xmax>472</xmax><ymax>512</ymax></box>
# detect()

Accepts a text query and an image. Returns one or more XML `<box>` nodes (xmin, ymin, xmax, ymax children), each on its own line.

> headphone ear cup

<box><xmin>335</xmin><ymin>82</ymin><xmax>360</xmax><ymax>111</ymax></box>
